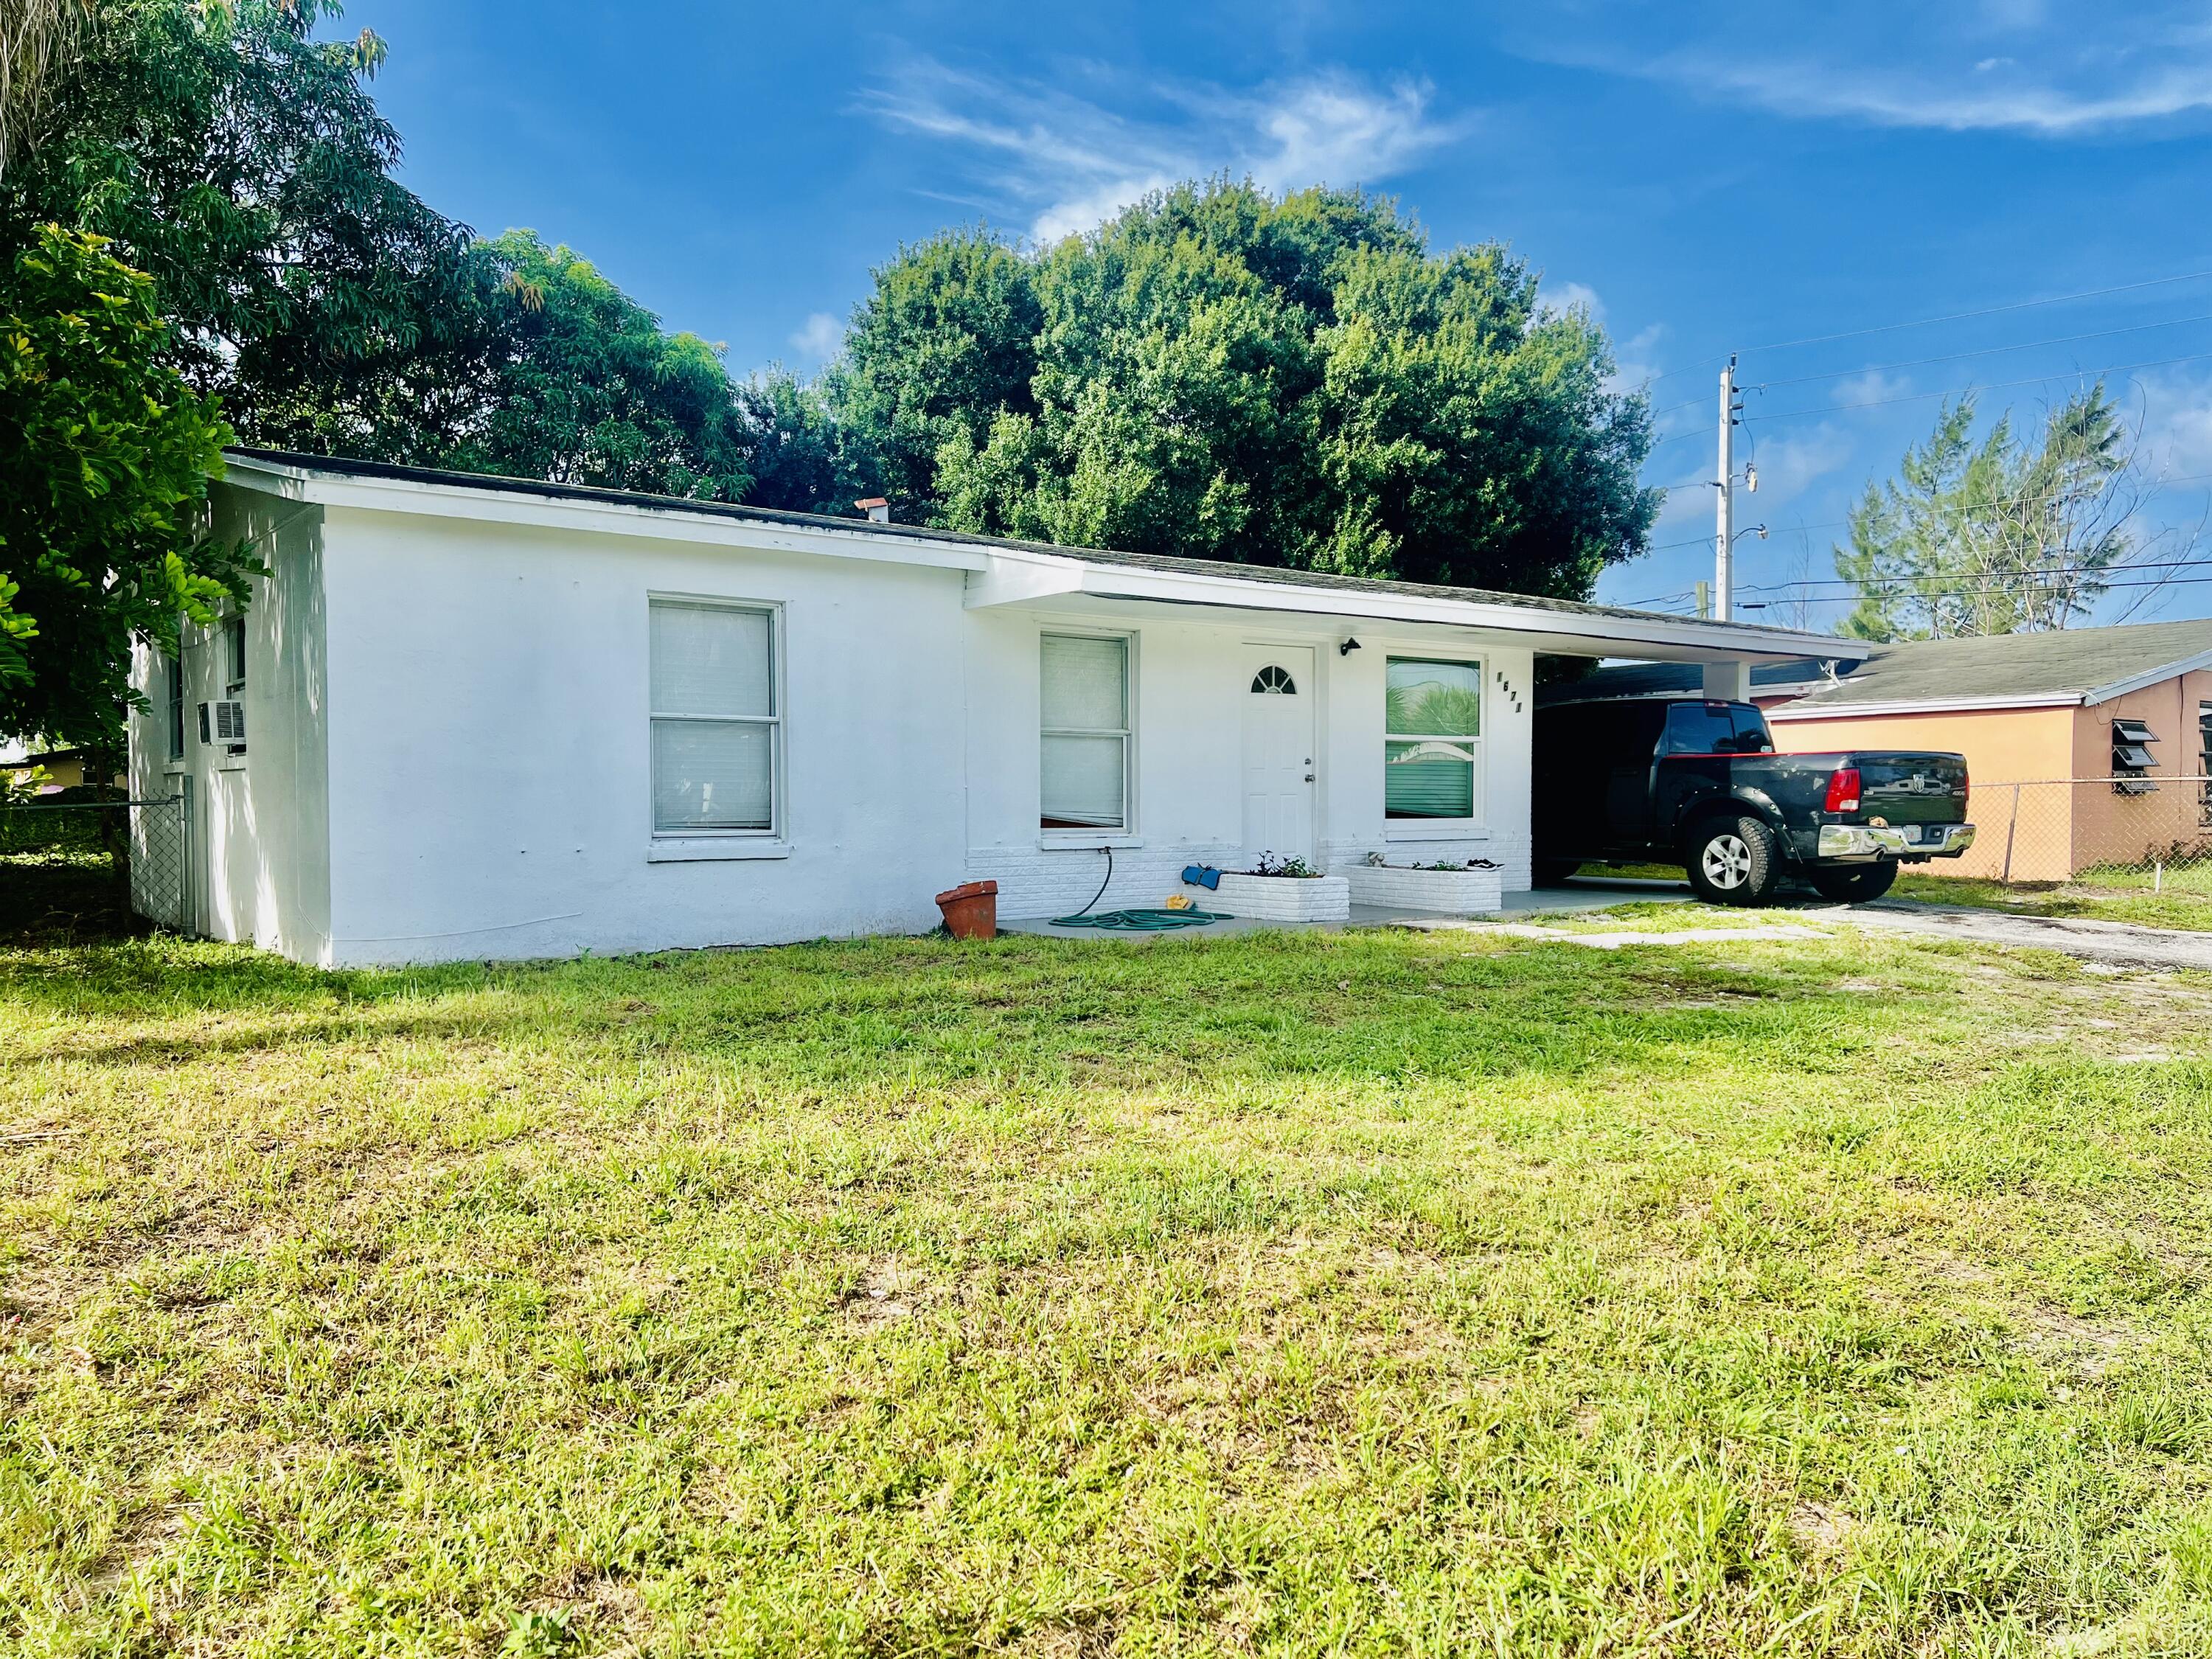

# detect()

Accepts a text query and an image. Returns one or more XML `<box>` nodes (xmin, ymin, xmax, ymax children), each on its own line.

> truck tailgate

<box><xmin>1854</xmin><ymin>753</ymin><xmax>1969</xmax><ymax>827</ymax></box>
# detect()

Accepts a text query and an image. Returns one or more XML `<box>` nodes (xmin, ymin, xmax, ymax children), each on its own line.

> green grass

<box><xmin>1896</xmin><ymin>872</ymin><xmax>2212</xmax><ymax>933</ymax></box>
<box><xmin>7</xmin><ymin>889</ymin><xmax>2212</xmax><ymax>1655</ymax></box>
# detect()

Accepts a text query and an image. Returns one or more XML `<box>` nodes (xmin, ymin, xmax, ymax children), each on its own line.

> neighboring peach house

<box><xmin>1543</xmin><ymin>620</ymin><xmax>2212</xmax><ymax>883</ymax></box>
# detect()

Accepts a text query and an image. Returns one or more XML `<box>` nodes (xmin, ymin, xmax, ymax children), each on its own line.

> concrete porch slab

<box><xmin>1002</xmin><ymin>877</ymin><xmax>1699</xmax><ymax>939</ymax></box>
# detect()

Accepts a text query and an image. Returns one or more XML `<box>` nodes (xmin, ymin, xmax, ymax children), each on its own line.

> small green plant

<box><xmin>501</xmin><ymin>1607</ymin><xmax>574</xmax><ymax>1657</ymax></box>
<box><xmin>1249</xmin><ymin>852</ymin><xmax>1319</xmax><ymax>877</ymax></box>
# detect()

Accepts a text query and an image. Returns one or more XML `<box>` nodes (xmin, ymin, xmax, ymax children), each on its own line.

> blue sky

<box><xmin>350</xmin><ymin>0</ymin><xmax>2212</xmax><ymax>628</ymax></box>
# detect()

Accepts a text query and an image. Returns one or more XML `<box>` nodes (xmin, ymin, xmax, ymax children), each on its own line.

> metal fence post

<box><xmin>2000</xmin><ymin>784</ymin><xmax>2020</xmax><ymax>885</ymax></box>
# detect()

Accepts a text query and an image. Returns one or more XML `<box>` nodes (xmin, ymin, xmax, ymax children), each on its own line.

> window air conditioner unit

<box><xmin>198</xmin><ymin>699</ymin><xmax>246</xmax><ymax>749</ymax></box>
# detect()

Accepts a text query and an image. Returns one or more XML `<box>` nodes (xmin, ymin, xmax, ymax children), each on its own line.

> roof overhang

<box><xmin>963</xmin><ymin>549</ymin><xmax>1840</xmax><ymax>663</ymax></box>
<box><xmin>220</xmin><ymin>453</ymin><xmax>992</xmax><ymax>575</ymax></box>
<box><xmin>2085</xmin><ymin>648</ymin><xmax>2212</xmax><ymax>706</ymax></box>
<box><xmin>1768</xmin><ymin>692</ymin><xmax>2084</xmax><ymax>720</ymax></box>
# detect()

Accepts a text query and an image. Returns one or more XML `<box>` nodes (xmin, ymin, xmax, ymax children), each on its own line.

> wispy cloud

<box><xmin>1514</xmin><ymin>4</ymin><xmax>2212</xmax><ymax>136</ymax></box>
<box><xmin>861</xmin><ymin>60</ymin><xmax>1464</xmax><ymax>244</ymax></box>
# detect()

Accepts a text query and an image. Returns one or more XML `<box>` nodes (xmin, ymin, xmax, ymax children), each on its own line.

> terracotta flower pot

<box><xmin>934</xmin><ymin>880</ymin><xmax>998</xmax><ymax>940</ymax></box>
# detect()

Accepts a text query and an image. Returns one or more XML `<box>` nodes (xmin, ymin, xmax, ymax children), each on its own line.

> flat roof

<box><xmin>222</xmin><ymin>447</ymin><xmax>1846</xmax><ymax>660</ymax></box>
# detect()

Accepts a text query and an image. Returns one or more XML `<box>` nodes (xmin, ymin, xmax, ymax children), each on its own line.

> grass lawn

<box><xmin>7</xmin><ymin>877</ymin><xmax>2212</xmax><ymax>1655</ymax></box>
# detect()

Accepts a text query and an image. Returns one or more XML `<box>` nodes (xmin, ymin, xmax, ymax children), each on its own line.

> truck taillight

<box><xmin>1961</xmin><ymin>772</ymin><xmax>1969</xmax><ymax>811</ymax></box>
<box><xmin>1823</xmin><ymin>768</ymin><xmax>1862</xmax><ymax>814</ymax></box>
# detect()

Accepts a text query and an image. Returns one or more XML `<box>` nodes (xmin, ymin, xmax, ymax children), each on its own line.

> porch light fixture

<box><xmin>1339</xmin><ymin>637</ymin><xmax>1361</xmax><ymax>656</ymax></box>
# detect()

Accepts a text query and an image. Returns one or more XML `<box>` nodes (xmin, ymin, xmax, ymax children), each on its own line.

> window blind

<box><xmin>1041</xmin><ymin>634</ymin><xmax>1129</xmax><ymax>830</ymax></box>
<box><xmin>1385</xmin><ymin>658</ymin><xmax>1481</xmax><ymax>821</ymax></box>
<box><xmin>650</xmin><ymin>601</ymin><xmax>776</xmax><ymax>833</ymax></box>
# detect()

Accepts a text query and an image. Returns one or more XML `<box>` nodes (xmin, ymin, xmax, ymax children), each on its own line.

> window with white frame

<box><xmin>223</xmin><ymin>615</ymin><xmax>247</xmax><ymax>695</ymax></box>
<box><xmin>1040</xmin><ymin>633</ymin><xmax>1130</xmax><ymax>832</ymax></box>
<box><xmin>650</xmin><ymin>599</ymin><xmax>779</xmax><ymax>835</ymax></box>
<box><xmin>1384</xmin><ymin>656</ymin><xmax>1482</xmax><ymax>822</ymax></box>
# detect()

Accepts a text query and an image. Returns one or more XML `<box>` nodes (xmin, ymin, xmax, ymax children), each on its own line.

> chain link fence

<box><xmin>1945</xmin><ymin>776</ymin><xmax>2212</xmax><ymax>892</ymax></box>
<box><xmin>1</xmin><ymin>791</ymin><xmax>189</xmax><ymax>938</ymax></box>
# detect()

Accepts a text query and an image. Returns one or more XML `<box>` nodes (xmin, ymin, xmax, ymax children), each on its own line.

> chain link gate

<box><xmin>0</xmin><ymin>793</ymin><xmax>189</xmax><ymax>933</ymax></box>
<box><xmin>1941</xmin><ymin>776</ymin><xmax>2212</xmax><ymax>894</ymax></box>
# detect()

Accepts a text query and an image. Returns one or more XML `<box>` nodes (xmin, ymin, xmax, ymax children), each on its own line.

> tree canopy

<box><xmin>1835</xmin><ymin>387</ymin><xmax>2157</xmax><ymax>641</ymax></box>
<box><xmin>833</xmin><ymin>182</ymin><xmax>1660</xmax><ymax>599</ymax></box>
<box><xmin>0</xmin><ymin>224</ymin><xmax>248</xmax><ymax>764</ymax></box>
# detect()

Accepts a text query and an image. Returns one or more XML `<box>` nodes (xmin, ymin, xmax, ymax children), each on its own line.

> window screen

<box><xmin>1385</xmin><ymin>658</ymin><xmax>1481</xmax><ymax>821</ymax></box>
<box><xmin>1041</xmin><ymin>634</ymin><xmax>1130</xmax><ymax>830</ymax></box>
<box><xmin>650</xmin><ymin>601</ymin><xmax>777</xmax><ymax>832</ymax></box>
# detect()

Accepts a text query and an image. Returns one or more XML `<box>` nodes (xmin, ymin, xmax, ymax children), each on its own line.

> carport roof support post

<box><xmin>1703</xmin><ymin>661</ymin><xmax>1753</xmax><ymax>700</ymax></box>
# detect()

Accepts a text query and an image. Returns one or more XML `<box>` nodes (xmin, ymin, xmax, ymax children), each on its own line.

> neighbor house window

<box><xmin>650</xmin><ymin>599</ymin><xmax>779</xmax><ymax>834</ymax></box>
<box><xmin>164</xmin><ymin>650</ymin><xmax>185</xmax><ymax>761</ymax></box>
<box><xmin>223</xmin><ymin>615</ymin><xmax>247</xmax><ymax>695</ymax></box>
<box><xmin>1040</xmin><ymin>633</ymin><xmax>1130</xmax><ymax>832</ymax></box>
<box><xmin>1385</xmin><ymin>657</ymin><xmax>1482</xmax><ymax>822</ymax></box>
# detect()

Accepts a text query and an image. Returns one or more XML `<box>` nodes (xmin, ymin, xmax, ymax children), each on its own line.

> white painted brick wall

<box><xmin>966</xmin><ymin>843</ymin><xmax>1245</xmax><ymax>919</ymax></box>
<box><xmin>1319</xmin><ymin>833</ymin><xmax>1531</xmax><ymax>894</ymax></box>
<box><xmin>1342</xmin><ymin>863</ymin><xmax>1503</xmax><ymax>914</ymax></box>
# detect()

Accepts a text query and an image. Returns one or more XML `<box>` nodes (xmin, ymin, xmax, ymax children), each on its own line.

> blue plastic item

<box><xmin>1180</xmin><ymin>864</ymin><xmax>1222</xmax><ymax>889</ymax></box>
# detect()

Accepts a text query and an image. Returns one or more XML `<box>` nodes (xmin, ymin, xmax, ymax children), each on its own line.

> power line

<box><xmin>1739</xmin><ymin>266</ymin><xmax>2212</xmax><ymax>356</ymax></box>
<box><xmin>1745</xmin><ymin>349</ymin><xmax>2212</xmax><ymax>425</ymax></box>
<box><xmin>1635</xmin><ymin>467</ymin><xmax>2212</xmax><ymax>554</ymax></box>
<box><xmin>1635</xmin><ymin>263</ymin><xmax>2212</xmax><ymax>394</ymax></box>
<box><xmin>1619</xmin><ymin>555</ymin><xmax>2212</xmax><ymax>615</ymax></box>
<box><xmin>1746</xmin><ymin>310</ymin><xmax>2212</xmax><ymax>394</ymax></box>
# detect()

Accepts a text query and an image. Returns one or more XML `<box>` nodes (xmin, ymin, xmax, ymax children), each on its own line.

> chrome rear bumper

<box><xmin>1818</xmin><ymin>823</ymin><xmax>1976</xmax><ymax>860</ymax></box>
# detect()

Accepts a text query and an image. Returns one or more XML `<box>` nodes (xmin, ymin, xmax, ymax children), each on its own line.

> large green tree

<box><xmin>1</xmin><ymin>0</ymin><xmax>495</xmax><ymax>439</ymax></box>
<box><xmin>833</xmin><ymin>181</ymin><xmax>1659</xmax><ymax>598</ymax></box>
<box><xmin>1837</xmin><ymin>386</ymin><xmax>2149</xmax><ymax>640</ymax></box>
<box><xmin>436</xmin><ymin>230</ymin><xmax>751</xmax><ymax>499</ymax></box>
<box><xmin>0</xmin><ymin>224</ymin><xmax>249</xmax><ymax>762</ymax></box>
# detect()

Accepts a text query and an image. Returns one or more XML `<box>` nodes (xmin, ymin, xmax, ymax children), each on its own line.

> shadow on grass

<box><xmin>1</xmin><ymin>896</ymin><xmax>1964</xmax><ymax>1097</ymax></box>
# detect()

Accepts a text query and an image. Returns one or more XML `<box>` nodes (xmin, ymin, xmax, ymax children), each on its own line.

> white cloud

<box><xmin>1745</xmin><ymin>424</ymin><xmax>1856</xmax><ymax>498</ymax></box>
<box><xmin>1830</xmin><ymin>369</ymin><xmax>1912</xmax><ymax>407</ymax></box>
<box><xmin>789</xmin><ymin>312</ymin><xmax>842</xmax><ymax>362</ymax></box>
<box><xmin>1515</xmin><ymin>6</ymin><xmax>2212</xmax><ymax>137</ymax></box>
<box><xmin>862</xmin><ymin>61</ymin><xmax>1464</xmax><ymax>245</ymax></box>
<box><xmin>1537</xmin><ymin>280</ymin><xmax>1604</xmax><ymax>323</ymax></box>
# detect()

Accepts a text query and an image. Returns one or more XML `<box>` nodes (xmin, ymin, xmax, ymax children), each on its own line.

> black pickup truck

<box><xmin>1532</xmin><ymin>697</ymin><xmax>1976</xmax><ymax>904</ymax></box>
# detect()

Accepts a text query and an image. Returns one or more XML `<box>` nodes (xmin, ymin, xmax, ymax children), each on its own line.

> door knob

<box><xmin>1304</xmin><ymin>773</ymin><xmax>1315</xmax><ymax>782</ymax></box>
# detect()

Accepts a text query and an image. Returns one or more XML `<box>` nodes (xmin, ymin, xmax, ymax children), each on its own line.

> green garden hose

<box><xmin>1048</xmin><ymin>906</ymin><xmax>1234</xmax><ymax>930</ymax></box>
<box><xmin>1048</xmin><ymin>845</ymin><xmax>1234</xmax><ymax>929</ymax></box>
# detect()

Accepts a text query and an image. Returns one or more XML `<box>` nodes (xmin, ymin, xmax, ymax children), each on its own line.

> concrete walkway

<box><xmin>1810</xmin><ymin>900</ymin><xmax>2212</xmax><ymax>972</ymax></box>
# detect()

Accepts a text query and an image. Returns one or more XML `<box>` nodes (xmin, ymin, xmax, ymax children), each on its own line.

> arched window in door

<box><xmin>1249</xmin><ymin>664</ymin><xmax>1298</xmax><ymax>695</ymax></box>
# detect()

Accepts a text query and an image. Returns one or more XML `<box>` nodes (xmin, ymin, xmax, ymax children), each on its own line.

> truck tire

<box><xmin>1686</xmin><ymin>815</ymin><xmax>1781</xmax><ymax>906</ymax></box>
<box><xmin>1808</xmin><ymin>862</ymin><xmax>1897</xmax><ymax>904</ymax></box>
<box><xmin>1532</xmin><ymin>858</ymin><xmax>1583</xmax><ymax>887</ymax></box>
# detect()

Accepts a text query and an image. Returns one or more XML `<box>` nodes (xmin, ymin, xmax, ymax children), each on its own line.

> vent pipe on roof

<box><xmin>855</xmin><ymin>496</ymin><xmax>891</xmax><ymax>524</ymax></box>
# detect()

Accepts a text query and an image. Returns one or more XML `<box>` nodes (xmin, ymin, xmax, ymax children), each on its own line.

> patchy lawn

<box><xmin>1895</xmin><ymin>871</ymin><xmax>2212</xmax><ymax>934</ymax></box>
<box><xmin>5</xmin><ymin>913</ymin><xmax>2212</xmax><ymax>1656</ymax></box>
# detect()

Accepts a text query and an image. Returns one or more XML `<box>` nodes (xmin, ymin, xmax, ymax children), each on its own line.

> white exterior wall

<box><xmin>962</xmin><ymin>607</ymin><xmax>1531</xmax><ymax>917</ymax></box>
<box><xmin>124</xmin><ymin>473</ymin><xmax>1761</xmax><ymax>966</ymax></box>
<box><xmin>315</xmin><ymin>506</ymin><xmax>970</xmax><ymax>964</ymax></box>
<box><xmin>130</xmin><ymin>484</ymin><xmax>331</xmax><ymax>960</ymax></box>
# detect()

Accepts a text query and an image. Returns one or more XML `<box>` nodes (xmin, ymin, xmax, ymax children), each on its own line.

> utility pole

<box><xmin>1714</xmin><ymin>355</ymin><xmax>1737</xmax><ymax>622</ymax></box>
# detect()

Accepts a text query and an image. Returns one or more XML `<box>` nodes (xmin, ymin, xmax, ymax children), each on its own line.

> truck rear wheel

<box><xmin>1686</xmin><ymin>815</ymin><xmax>1781</xmax><ymax>906</ymax></box>
<box><xmin>1532</xmin><ymin>858</ymin><xmax>1583</xmax><ymax>887</ymax></box>
<box><xmin>1808</xmin><ymin>862</ymin><xmax>1897</xmax><ymax>904</ymax></box>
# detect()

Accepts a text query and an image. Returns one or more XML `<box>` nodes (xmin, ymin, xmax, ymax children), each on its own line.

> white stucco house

<box><xmin>128</xmin><ymin>450</ymin><xmax>1837</xmax><ymax>965</ymax></box>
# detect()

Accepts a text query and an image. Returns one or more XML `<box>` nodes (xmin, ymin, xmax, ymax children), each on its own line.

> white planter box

<box><xmin>1208</xmin><ymin>872</ymin><xmax>1351</xmax><ymax>923</ymax></box>
<box><xmin>1343</xmin><ymin>863</ymin><xmax>1503</xmax><ymax>916</ymax></box>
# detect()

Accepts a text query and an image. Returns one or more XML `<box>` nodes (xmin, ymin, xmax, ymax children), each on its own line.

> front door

<box><xmin>1242</xmin><ymin>646</ymin><xmax>1315</xmax><ymax>864</ymax></box>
